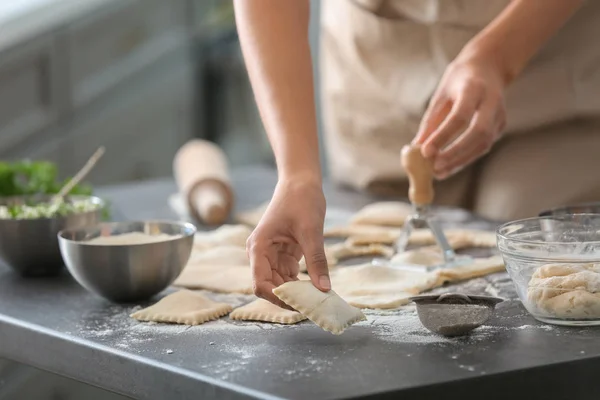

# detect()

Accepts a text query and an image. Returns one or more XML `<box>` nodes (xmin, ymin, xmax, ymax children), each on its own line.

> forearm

<box><xmin>461</xmin><ymin>0</ymin><xmax>584</xmax><ymax>84</ymax></box>
<box><xmin>234</xmin><ymin>0</ymin><xmax>321</xmax><ymax>183</ymax></box>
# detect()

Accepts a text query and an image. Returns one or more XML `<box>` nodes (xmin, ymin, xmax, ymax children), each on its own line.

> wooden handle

<box><xmin>54</xmin><ymin>146</ymin><xmax>105</xmax><ymax>201</ymax></box>
<box><xmin>173</xmin><ymin>140</ymin><xmax>234</xmax><ymax>225</ymax></box>
<box><xmin>401</xmin><ymin>144</ymin><xmax>434</xmax><ymax>206</ymax></box>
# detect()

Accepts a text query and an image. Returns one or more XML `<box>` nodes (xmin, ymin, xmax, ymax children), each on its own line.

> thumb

<box><xmin>298</xmin><ymin>229</ymin><xmax>331</xmax><ymax>292</ymax></box>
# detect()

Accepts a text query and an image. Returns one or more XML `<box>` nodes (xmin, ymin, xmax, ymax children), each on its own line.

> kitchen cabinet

<box><xmin>0</xmin><ymin>37</ymin><xmax>63</xmax><ymax>155</ymax></box>
<box><xmin>0</xmin><ymin>0</ymin><xmax>197</xmax><ymax>183</ymax></box>
<box><xmin>64</xmin><ymin>0</ymin><xmax>187</xmax><ymax>109</ymax></box>
<box><xmin>66</xmin><ymin>52</ymin><xmax>193</xmax><ymax>184</ymax></box>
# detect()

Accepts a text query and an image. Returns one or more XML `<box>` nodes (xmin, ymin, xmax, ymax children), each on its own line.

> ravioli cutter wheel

<box><xmin>372</xmin><ymin>145</ymin><xmax>473</xmax><ymax>272</ymax></box>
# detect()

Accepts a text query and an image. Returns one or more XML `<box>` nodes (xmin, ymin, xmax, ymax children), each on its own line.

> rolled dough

<box><xmin>390</xmin><ymin>246</ymin><xmax>443</xmax><ymax>267</ymax></box>
<box><xmin>324</xmin><ymin>224</ymin><xmax>401</xmax><ymax>240</ymax></box>
<box><xmin>350</xmin><ymin>201</ymin><xmax>413</xmax><ymax>226</ymax></box>
<box><xmin>340</xmin><ymin>293</ymin><xmax>414</xmax><ymax>309</ymax></box>
<box><xmin>188</xmin><ymin>245</ymin><xmax>249</xmax><ymax>266</ymax></box>
<box><xmin>173</xmin><ymin>264</ymin><xmax>254</xmax><ymax>294</ymax></box>
<box><xmin>273</xmin><ymin>281</ymin><xmax>366</xmax><ymax>335</ymax></box>
<box><xmin>130</xmin><ymin>290</ymin><xmax>232</xmax><ymax>325</ymax></box>
<box><xmin>326</xmin><ymin>242</ymin><xmax>395</xmax><ymax>261</ymax></box>
<box><xmin>434</xmin><ymin>255</ymin><xmax>505</xmax><ymax>285</ymax></box>
<box><xmin>331</xmin><ymin>263</ymin><xmax>437</xmax><ymax>298</ymax></box>
<box><xmin>193</xmin><ymin>224</ymin><xmax>252</xmax><ymax>250</ymax></box>
<box><xmin>328</xmin><ymin>255</ymin><xmax>505</xmax><ymax>310</ymax></box>
<box><xmin>346</xmin><ymin>228</ymin><xmax>497</xmax><ymax>249</ymax></box>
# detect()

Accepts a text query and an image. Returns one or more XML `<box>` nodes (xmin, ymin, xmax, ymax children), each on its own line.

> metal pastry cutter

<box><xmin>410</xmin><ymin>293</ymin><xmax>504</xmax><ymax>337</ymax></box>
<box><xmin>372</xmin><ymin>145</ymin><xmax>473</xmax><ymax>272</ymax></box>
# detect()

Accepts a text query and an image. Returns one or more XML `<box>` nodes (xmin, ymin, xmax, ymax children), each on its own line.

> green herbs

<box><xmin>0</xmin><ymin>160</ymin><xmax>111</xmax><ymax>220</ymax></box>
<box><xmin>0</xmin><ymin>160</ymin><xmax>92</xmax><ymax>197</ymax></box>
<box><xmin>0</xmin><ymin>199</ymin><xmax>103</xmax><ymax>220</ymax></box>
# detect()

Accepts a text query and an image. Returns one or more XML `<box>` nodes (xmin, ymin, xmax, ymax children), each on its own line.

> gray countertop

<box><xmin>1</xmin><ymin>166</ymin><xmax>599</xmax><ymax>400</ymax></box>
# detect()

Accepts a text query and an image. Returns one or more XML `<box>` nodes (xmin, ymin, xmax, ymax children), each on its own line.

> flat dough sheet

<box><xmin>326</xmin><ymin>242</ymin><xmax>395</xmax><ymax>261</ymax></box>
<box><xmin>173</xmin><ymin>264</ymin><xmax>254</xmax><ymax>294</ymax></box>
<box><xmin>273</xmin><ymin>281</ymin><xmax>366</xmax><ymax>335</ymax></box>
<box><xmin>193</xmin><ymin>225</ymin><xmax>252</xmax><ymax>250</ymax></box>
<box><xmin>298</xmin><ymin>243</ymin><xmax>393</xmax><ymax>272</ymax></box>
<box><xmin>390</xmin><ymin>246</ymin><xmax>444</xmax><ymax>267</ymax></box>
<box><xmin>324</xmin><ymin>224</ymin><xmax>401</xmax><ymax>240</ymax></box>
<box><xmin>330</xmin><ymin>263</ymin><xmax>438</xmax><ymax>309</ymax></box>
<box><xmin>230</xmin><ymin>298</ymin><xmax>306</xmax><ymax>324</ymax></box>
<box><xmin>433</xmin><ymin>255</ymin><xmax>506</xmax><ymax>285</ymax></box>
<box><xmin>188</xmin><ymin>245</ymin><xmax>249</xmax><ymax>266</ymax></box>
<box><xmin>350</xmin><ymin>201</ymin><xmax>413</xmax><ymax>227</ymax></box>
<box><xmin>131</xmin><ymin>290</ymin><xmax>232</xmax><ymax>325</ymax></box>
<box><xmin>340</xmin><ymin>293</ymin><xmax>414</xmax><ymax>309</ymax></box>
<box><xmin>346</xmin><ymin>228</ymin><xmax>497</xmax><ymax>249</ymax></box>
<box><xmin>325</xmin><ymin>255</ymin><xmax>505</xmax><ymax>309</ymax></box>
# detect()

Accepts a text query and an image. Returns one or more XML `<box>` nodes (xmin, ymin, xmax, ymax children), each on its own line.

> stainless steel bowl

<box><xmin>0</xmin><ymin>195</ymin><xmax>104</xmax><ymax>277</ymax></box>
<box><xmin>58</xmin><ymin>220</ymin><xmax>196</xmax><ymax>302</ymax></box>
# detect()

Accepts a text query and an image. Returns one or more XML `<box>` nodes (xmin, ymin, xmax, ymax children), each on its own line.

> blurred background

<box><xmin>0</xmin><ymin>0</ymin><xmax>326</xmax><ymax>186</ymax></box>
<box><xmin>0</xmin><ymin>0</ymin><xmax>322</xmax><ymax>399</ymax></box>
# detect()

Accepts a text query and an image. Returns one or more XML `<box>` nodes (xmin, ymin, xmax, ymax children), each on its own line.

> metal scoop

<box><xmin>410</xmin><ymin>293</ymin><xmax>504</xmax><ymax>337</ymax></box>
<box><xmin>373</xmin><ymin>145</ymin><xmax>472</xmax><ymax>271</ymax></box>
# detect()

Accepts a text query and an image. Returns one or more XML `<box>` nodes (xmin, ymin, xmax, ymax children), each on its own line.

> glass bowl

<box><xmin>497</xmin><ymin>214</ymin><xmax>600</xmax><ymax>326</ymax></box>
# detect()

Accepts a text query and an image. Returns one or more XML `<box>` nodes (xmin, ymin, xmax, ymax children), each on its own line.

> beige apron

<box><xmin>320</xmin><ymin>0</ymin><xmax>600</xmax><ymax>192</ymax></box>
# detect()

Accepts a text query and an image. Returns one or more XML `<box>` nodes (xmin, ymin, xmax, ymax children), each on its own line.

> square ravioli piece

<box><xmin>273</xmin><ymin>281</ymin><xmax>366</xmax><ymax>335</ymax></box>
<box><xmin>230</xmin><ymin>298</ymin><xmax>306</xmax><ymax>324</ymax></box>
<box><xmin>131</xmin><ymin>290</ymin><xmax>232</xmax><ymax>325</ymax></box>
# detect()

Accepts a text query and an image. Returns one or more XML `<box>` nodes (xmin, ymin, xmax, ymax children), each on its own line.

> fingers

<box><xmin>247</xmin><ymin>235</ymin><xmax>294</xmax><ymax>310</ymax></box>
<box><xmin>414</xmin><ymin>95</ymin><xmax>452</xmax><ymax>145</ymax></box>
<box><xmin>297</xmin><ymin>227</ymin><xmax>331</xmax><ymax>292</ymax></box>
<box><xmin>433</xmin><ymin>96</ymin><xmax>499</xmax><ymax>179</ymax></box>
<box><xmin>421</xmin><ymin>91</ymin><xmax>481</xmax><ymax>158</ymax></box>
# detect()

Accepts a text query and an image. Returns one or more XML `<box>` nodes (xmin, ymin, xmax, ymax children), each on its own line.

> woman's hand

<box><xmin>246</xmin><ymin>177</ymin><xmax>330</xmax><ymax>308</ymax></box>
<box><xmin>414</xmin><ymin>54</ymin><xmax>507</xmax><ymax>179</ymax></box>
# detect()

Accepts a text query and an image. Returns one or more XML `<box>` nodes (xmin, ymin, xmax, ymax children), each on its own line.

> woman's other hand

<box><xmin>414</xmin><ymin>53</ymin><xmax>507</xmax><ymax>179</ymax></box>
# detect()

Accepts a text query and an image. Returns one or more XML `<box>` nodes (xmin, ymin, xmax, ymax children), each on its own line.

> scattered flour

<box><xmin>515</xmin><ymin>324</ymin><xmax>554</xmax><ymax>331</ymax></box>
<box><xmin>74</xmin><ymin>272</ymin><xmax>541</xmax><ymax>352</ymax></box>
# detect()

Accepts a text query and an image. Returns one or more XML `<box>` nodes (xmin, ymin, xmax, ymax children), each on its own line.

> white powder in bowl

<box><xmin>85</xmin><ymin>232</ymin><xmax>181</xmax><ymax>245</ymax></box>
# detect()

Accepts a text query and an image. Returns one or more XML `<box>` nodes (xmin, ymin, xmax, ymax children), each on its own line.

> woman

<box><xmin>234</xmin><ymin>0</ymin><xmax>597</xmax><ymax>306</ymax></box>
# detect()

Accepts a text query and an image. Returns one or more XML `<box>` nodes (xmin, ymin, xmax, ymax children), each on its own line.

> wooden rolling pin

<box><xmin>401</xmin><ymin>144</ymin><xmax>434</xmax><ymax>206</ymax></box>
<box><xmin>173</xmin><ymin>139</ymin><xmax>234</xmax><ymax>226</ymax></box>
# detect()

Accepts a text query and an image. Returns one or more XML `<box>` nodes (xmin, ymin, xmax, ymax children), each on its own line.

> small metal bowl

<box><xmin>0</xmin><ymin>195</ymin><xmax>104</xmax><ymax>277</ymax></box>
<box><xmin>410</xmin><ymin>293</ymin><xmax>504</xmax><ymax>337</ymax></box>
<box><xmin>58</xmin><ymin>220</ymin><xmax>196</xmax><ymax>302</ymax></box>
